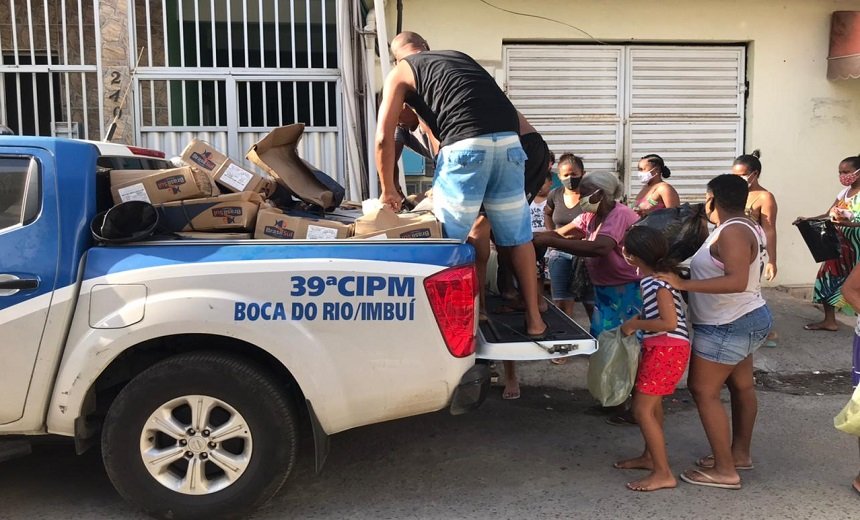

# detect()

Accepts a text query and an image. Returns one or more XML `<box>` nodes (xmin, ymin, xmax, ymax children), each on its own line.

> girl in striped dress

<box><xmin>613</xmin><ymin>226</ymin><xmax>691</xmax><ymax>492</ymax></box>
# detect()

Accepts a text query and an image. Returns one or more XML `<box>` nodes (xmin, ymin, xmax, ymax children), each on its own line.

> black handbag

<box><xmin>568</xmin><ymin>255</ymin><xmax>593</xmax><ymax>302</ymax></box>
<box><xmin>795</xmin><ymin>219</ymin><xmax>841</xmax><ymax>263</ymax></box>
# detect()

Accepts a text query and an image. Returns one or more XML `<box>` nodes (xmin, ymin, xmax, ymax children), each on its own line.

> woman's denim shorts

<box><xmin>547</xmin><ymin>249</ymin><xmax>593</xmax><ymax>302</ymax></box>
<box><xmin>692</xmin><ymin>305</ymin><xmax>773</xmax><ymax>365</ymax></box>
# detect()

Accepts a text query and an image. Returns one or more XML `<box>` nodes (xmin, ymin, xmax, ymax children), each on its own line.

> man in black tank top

<box><xmin>376</xmin><ymin>31</ymin><xmax>547</xmax><ymax>340</ymax></box>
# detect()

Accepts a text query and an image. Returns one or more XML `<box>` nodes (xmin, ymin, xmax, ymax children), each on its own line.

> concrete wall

<box><xmin>387</xmin><ymin>0</ymin><xmax>860</xmax><ymax>287</ymax></box>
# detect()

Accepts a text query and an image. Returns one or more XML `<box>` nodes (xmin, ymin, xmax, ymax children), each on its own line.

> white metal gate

<box><xmin>505</xmin><ymin>44</ymin><xmax>745</xmax><ymax>202</ymax></box>
<box><xmin>0</xmin><ymin>0</ymin><xmax>104</xmax><ymax>139</ymax></box>
<box><xmin>131</xmin><ymin>0</ymin><xmax>343</xmax><ymax>181</ymax></box>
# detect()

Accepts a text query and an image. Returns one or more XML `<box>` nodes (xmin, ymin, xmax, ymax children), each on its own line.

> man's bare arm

<box><xmin>376</xmin><ymin>62</ymin><xmax>415</xmax><ymax>209</ymax></box>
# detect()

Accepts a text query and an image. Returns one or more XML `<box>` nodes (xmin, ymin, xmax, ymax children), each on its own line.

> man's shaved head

<box><xmin>391</xmin><ymin>31</ymin><xmax>429</xmax><ymax>62</ymax></box>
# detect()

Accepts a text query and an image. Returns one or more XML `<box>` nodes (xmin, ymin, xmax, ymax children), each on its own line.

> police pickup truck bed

<box><xmin>0</xmin><ymin>137</ymin><xmax>594</xmax><ymax>519</ymax></box>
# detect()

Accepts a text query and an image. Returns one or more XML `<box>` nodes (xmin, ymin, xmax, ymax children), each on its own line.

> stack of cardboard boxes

<box><xmin>106</xmin><ymin>124</ymin><xmax>442</xmax><ymax>241</ymax></box>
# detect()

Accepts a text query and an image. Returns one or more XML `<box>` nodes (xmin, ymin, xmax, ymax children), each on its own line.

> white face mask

<box><xmin>579</xmin><ymin>190</ymin><xmax>602</xmax><ymax>213</ymax></box>
<box><xmin>741</xmin><ymin>172</ymin><xmax>758</xmax><ymax>186</ymax></box>
<box><xmin>637</xmin><ymin>167</ymin><xmax>657</xmax><ymax>184</ymax></box>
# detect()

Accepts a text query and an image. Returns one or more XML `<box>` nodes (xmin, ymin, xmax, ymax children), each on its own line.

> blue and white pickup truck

<box><xmin>0</xmin><ymin>137</ymin><xmax>595</xmax><ymax>519</ymax></box>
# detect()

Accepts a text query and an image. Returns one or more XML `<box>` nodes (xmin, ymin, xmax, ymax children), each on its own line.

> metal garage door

<box><xmin>505</xmin><ymin>44</ymin><xmax>745</xmax><ymax>202</ymax></box>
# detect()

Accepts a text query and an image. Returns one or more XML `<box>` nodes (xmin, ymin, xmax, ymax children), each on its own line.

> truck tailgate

<box><xmin>476</xmin><ymin>296</ymin><xmax>597</xmax><ymax>361</ymax></box>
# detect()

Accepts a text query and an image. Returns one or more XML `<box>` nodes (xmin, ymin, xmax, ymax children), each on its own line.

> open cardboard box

<box><xmin>352</xmin><ymin>207</ymin><xmax>442</xmax><ymax>239</ymax></box>
<box><xmin>246</xmin><ymin>124</ymin><xmax>338</xmax><ymax>210</ymax></box>
<box><xmin>181</xmin><ymin>139</ymin><xmax>275</xmax><ymax>196</ymax></box>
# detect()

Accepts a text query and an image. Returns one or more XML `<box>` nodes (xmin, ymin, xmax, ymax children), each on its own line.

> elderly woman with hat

<box><xmin>534</xmin><ymin>171</ymin><xmax>642</xmax><ymax>337</ymax></box>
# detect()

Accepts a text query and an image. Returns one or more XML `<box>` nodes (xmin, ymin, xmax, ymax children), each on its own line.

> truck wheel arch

<box><xmin>78</xmin><ymin>334</ymin><xmax>329</xmax><ymax>470</ymax></box>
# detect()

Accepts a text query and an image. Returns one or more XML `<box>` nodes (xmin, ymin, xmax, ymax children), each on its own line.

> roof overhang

<box><xmin>828</xmin><ymin>11</ymin><xmax>860</xmax><ymax>80</ymax></box>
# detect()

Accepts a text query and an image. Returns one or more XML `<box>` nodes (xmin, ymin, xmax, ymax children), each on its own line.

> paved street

<box><xmin>1</xmin><ymin>289</ymin><xmax>858</xmax><ymax>519</ymax></box>
<box><xmin>1</xmin><ymin>387</ymin><xmax>857</xmax><ymax>519</ymax></box>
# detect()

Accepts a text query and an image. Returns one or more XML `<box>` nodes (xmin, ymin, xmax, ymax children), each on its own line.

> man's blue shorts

<box><xmin>432</xmin><ymin>132</ymin><xmax>532</xmax><ymax>247</ymax></box>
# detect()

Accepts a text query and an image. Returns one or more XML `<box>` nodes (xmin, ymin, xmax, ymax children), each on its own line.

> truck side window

<box><xmin>0</xmin><ymin>157</ymin><xmax>38</xmax><ymax>231</ymax></box>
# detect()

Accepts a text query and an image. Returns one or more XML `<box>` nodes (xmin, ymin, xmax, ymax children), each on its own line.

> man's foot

<box><xmin>804</xmin><ymin>321</ymin><xmax>839</xmax><ymax>332</ymax></box>
<box><xmin>526</xmin><ymin>321</ymin><xmax>549</xmax><ymax>339</ymax></box>
<box><xmin>679</xmin><ymin>469</ymin><xmax>741</xmax><ymax>490</ymax></box>
<box><xmin>853</xmin><ymin>476</ymin><xmax>860</xmax><ymax>495</ymax></box>
<box><xmin>695</xmin><ymin>454</ymin><xmax>754</xmax><ymax>471</ymax></box>
<box><xmin>614</xmin><ymin>454</ymin><xmax>653</xmax><ymax>470</ymax></box>
<box><xmin>626</xmin><ymin>471</ymin><xmax>677</xmax><ymax>492</ymax></box>
<box><xmin>550</xmin><ymin>357</ymin><xmax>568</xmax><ymax>365</ymax></box>
<box><xmin>502</xmin><ymin>380</ymin><xmax>520</xmax><ymax>400</ymax></box>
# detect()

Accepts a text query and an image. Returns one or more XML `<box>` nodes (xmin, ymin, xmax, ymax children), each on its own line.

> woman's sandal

<box><xmin>605</xmin><ymin>410</ymin><xmax>637</xmax><ymax>426</ymax></box>
<box><xmin>695</xmin><ymin>454</ymin><xmax>754</xmax><ymax>471</ymax></box>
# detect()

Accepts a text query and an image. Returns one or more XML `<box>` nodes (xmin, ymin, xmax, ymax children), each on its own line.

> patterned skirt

<box><xmin>813</xmin><ymin>226</ymin><xmax>860</xmax><ymax>308</ymax></box>
<box><xmin>591</xmin><ymin>281</ymin><xmax>643</xmax><ymax>337</ymax></box>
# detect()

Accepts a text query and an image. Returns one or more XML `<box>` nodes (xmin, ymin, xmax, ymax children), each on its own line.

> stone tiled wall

<box><xmin>99</xmin><ymin>0</ymin><xmax>134</xmax><ymax>143</ymax></box>
<box><xmin>0</xmin><ymin>0</ymin><xmax>133</xmax><ymax>143</ymax></box>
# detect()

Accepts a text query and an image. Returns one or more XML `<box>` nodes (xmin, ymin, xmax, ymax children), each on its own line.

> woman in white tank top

<box><xmin>657</xmin><ymin>175</ymin><xmax>773</xmax><ymax>491</ymax></box>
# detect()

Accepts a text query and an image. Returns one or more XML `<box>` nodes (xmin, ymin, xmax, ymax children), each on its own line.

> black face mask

<box><xmin>563</xmin><ymin>176</ymin><xmax>581</xmax><ymax>190</ymax></box>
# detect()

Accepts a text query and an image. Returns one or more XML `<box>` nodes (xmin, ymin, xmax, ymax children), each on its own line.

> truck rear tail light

<box><xmin>423</xmin><ymin>264</ymin><xmax>477</xmax><ymax>358</ymax></box>
<box><xmin>126</xmin><ymin>145</ymin><xmax>166</xmax><ymax>158</ymax></box>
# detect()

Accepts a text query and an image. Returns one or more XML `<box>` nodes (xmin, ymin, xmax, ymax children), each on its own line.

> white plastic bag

<box><xmin>834</xmin><ymin>384</ymin><xmax>860</xmax><ymax>437</ymax></box>
<box><xmin>587</xmin><ymin>327</ymin><xmax>640</xmax><ymax>407</ymax></box>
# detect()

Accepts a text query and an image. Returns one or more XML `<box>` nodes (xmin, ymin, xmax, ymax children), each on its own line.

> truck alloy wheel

<box><xmin>102</xmin><ymin>352</ymin><xmax>297</xmax><ymax>520</ymax></box>
<box><xmin>140</xmin><ymin>395</ymin><xmax>253</xmax><ymax>495</ymax></box>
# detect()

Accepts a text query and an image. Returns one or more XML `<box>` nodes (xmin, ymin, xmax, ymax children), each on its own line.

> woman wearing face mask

<box><xmin>544</xmin><ymin>154</ymin><xmax>594</xmax><ymax>322</ymax></box>
<box><xmin>534</xmin><ymin>171</ymin><xmax>642</xmax><ymax>337</ymax></box>
<box><xmin>795</xmin><ymin>154</ymin><xmax>860</xmax><ymax>332</ymax></box>
<box><xmin>633</xmin><ymin>154</ymin><xmax>680</xmax><ymax>217</ymax></box>
<box><xmin>733</xmin><ymin>150</ymin><xmax>778</xmax><ymax>282</ymax></box>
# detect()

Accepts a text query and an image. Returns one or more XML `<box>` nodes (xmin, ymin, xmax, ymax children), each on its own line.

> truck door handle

<box><xmin>0</xmin><ymin>277</ymin><xmax>39</xmax><ymax>290</ymax></box>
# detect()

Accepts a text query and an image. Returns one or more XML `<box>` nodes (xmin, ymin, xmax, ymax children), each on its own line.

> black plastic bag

<box><xmin>303</xmin><ymin>160</ymin><xmax>345</xmax><ymax>210</ymax></box>
<box><xmin>91</xmin><ymin>201</ymin><xmax>159</xmax><ymax>244</ymax></box>
<box><xmin>632</xmin><ymin>203</ymin><xmax>709</xmax><ymax>264</ymax></box>
<box><xmin>795</xmin><ymin>218</ymin><xmax>841</xmax><ymax>263</ymax></box>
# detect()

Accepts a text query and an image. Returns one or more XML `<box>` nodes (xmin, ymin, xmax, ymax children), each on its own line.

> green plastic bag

<box><xmin>587</xmin><ymin>327</ymin><xmax>641</xmax><ymax>407</ymax></box>
<box><xmin>834</xmin><ymin>384</ymin><xmax>860</xmax><ymax>437</ymax></box>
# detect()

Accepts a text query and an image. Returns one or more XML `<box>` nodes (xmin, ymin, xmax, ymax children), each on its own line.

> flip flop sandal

<box><xmin>679</xmin><ymin>470</ymin><xmax>741</xmax><ymax>490</ymax></box>
<box><xmin>502</xmin><ymin>388</ymin><xmax>521</xmax><ymax>400</ymax></box>
<box><xmin>605</xmin><ymin>412</ymin><xmax>637</xmax><ymax>426</ymax></box>
<box><xmin>695</xmin><ymin>455</ymin><xmax>754</xmax><ymax>471</ymax></box>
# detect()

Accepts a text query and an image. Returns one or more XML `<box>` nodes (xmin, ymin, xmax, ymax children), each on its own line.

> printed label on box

<box><xmin>263</xmin><ymin>225</ymin><xmax>295</xmax><ymax>239</ymax></box>
<box><xmin>117</xmin><ymin>183</ymin><xmax>151</xmax><ymax>203</ymax></box>
<box><xmin>188</xmin><ymin>150</ymin><xmax>218</xmax><ymax>171</ymax></box>
<box><xmin>155</xmin><ymin>175</ymin><xmax>188</xmax><ymax>193</ymax></box>
<box><xmin>219</xmin><ymin>163</ymin><xmax>254</xmax><ymax>192</ymax></box>
<box><xmin>306</xmin><ymin>225</ymin><xmax>339</xmax><ymax>240</ymax></box>
<box><xmin>211</xmin><ymin>206</ymin><xmax>244</xmax><ymax>224</ymax></box>
<box><xmin>399</xmin><ymin>228</ymin><xmax>433</xmax><ymax>239</ymax></box>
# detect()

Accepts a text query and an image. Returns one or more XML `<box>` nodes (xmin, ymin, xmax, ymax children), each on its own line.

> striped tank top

<box><xmin>640</xmin><ymin>275</ymin><xmax>689</xmax><ymax>341</ymax></box>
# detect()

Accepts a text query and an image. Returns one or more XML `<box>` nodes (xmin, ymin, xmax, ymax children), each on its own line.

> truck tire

<box><xmin>101</xmin><ymin>351</ymin><xmax>297</xmax><ymax>520</ymax></box>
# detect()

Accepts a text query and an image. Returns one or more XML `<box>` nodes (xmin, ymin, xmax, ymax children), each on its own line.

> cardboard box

<box><xmin>246</xmin><ymin>124</ymin><xmax>337</xmax><ymax>210</ymax></box>
<box><xmin>254</xmin><ymin>207</ymin><xmax>352</xmax><ymax>240</ymax></box>
<box><xmin>110</xmin><ymin>166</ymin><xmax>217</xmax><ymax>205</ymax></box>
<box><xmin>156</xmin><ymin>192</ymin><xmax>263</xmax><ymax>232</ymax></box>
<box><xmin>181</xmin><ymin>139</ymin><xmax>275</xmax><ymax>196</ymax></box>
<box><xmin>352</xmin><ymin>207</ymin><xmax>442</xmax><ymax>239</ymax></box>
